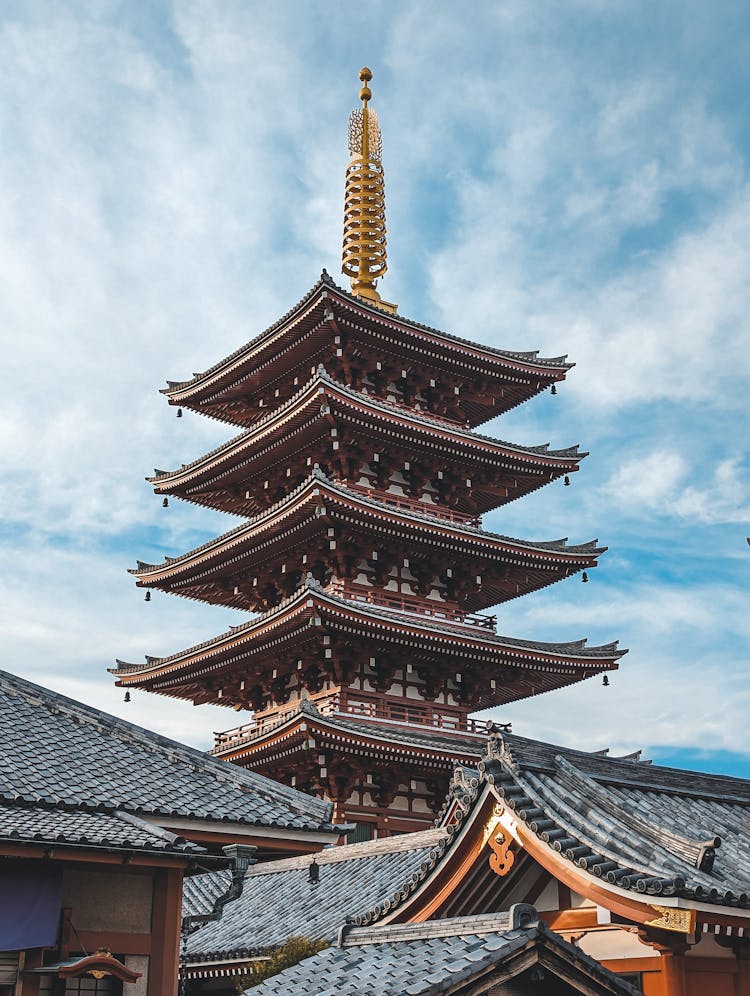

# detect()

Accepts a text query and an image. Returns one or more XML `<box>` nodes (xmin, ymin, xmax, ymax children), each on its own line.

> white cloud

<box><xmin>599</xmin><ymin>451</ymin><xmax>750</xmax><ymax>524</ymax></box>
<box><xmin>0</xmin><ymin>2</ymin><xmax>747</xmax><ymax>773</ymax></box>
<box><xmin>602</xmin><ymin>450</ymin><xmax>688</xmax><ymax>511</ymax></box>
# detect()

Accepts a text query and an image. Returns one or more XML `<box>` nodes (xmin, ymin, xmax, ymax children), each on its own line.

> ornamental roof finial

<box><xmin>342</xmin><ymin>68</ymin><xmax>397</xmax><ymax>314</ymax></box>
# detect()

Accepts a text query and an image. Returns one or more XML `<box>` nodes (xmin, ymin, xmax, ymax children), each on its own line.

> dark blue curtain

<box><xmin>0</xmin><ymin>866</ymin><xmax>62</xmax><ymax>949</ymax></box>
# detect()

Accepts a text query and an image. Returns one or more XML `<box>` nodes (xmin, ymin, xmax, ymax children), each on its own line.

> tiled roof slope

<box><xmin>294</xmin><ymin>708</ymin><xmax>488</xmax><ymax>756</ymax></box>
<box><xmin>358</xmin><ymin>729</ymin><xmax>750</xmax><ymax>924</ymax></box>
<box><xmin>153</xmin><ymin>368</ymin><xmax>582</xmax><ymax>486</ymax></box>
<box><xmin>0</xmin><ymin>801</ymin><xmax>203</xmax><ymax>855</ymax></box>
<box><xmin>0</xmin><ymin>669</ymin><xmax>334</xmax><ymax>833</ymax></box>
<box><xmin>244</xmin><ymin>909</ymin><xmax>641</xmax><ymax>996</ymax></box>
<box><xmin>478</xmin><ymin>731</ymin><xmax>750</xmax><ymax>905</ymax></box>
<box><xmin>114</xmin><ymin>576</ymin><xmax>624</xmax><ymax>678</ymax></box>
<box><xmin>164</xmin><ymin>272</ymin><xmax>572</xmax><ymax>396</ymax></box>
<box><xmin>182</xmin><ymin>829</ymin><xmax>449</xmax><ymax>960</ymax></box>
<box><xmin>133</xmin><ymin>470</ymin><xmax>604</xmax><ymax>578</ymax></box>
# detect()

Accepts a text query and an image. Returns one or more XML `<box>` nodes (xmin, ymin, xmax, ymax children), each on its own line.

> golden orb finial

<box><xmin>342</xmin><ymin>68</ymin><xmax>397</xmax><ymax>313</ymax></box>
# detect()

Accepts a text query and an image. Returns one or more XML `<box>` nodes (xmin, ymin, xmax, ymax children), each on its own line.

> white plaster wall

<box><xmin>534</xmin><ymin>879</ymin><xmax>559</xmax><ymax>912</ymax></box>
<box><xmin>125</xmin><ymin>954</ymin><xmax>150</xmax><ymax>996</ymax></box>
<box><xmin>576</xmin><ymin>927</ymin><xmax>659</xmax><ymax>961</ymax></box>
<box><xmin>688</xmin><ymin>933</ymin><xmax>735</xmax><ymax>959</ymax></box>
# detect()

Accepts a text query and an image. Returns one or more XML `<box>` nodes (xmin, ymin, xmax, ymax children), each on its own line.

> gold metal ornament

<box><xmin>482</xmin><ymin>804</ymin><xmax>516</xmax><ymax>877</ymax></box>
<box><xmin>646</xmin><ymin>905</ymin><xmax>696</xmax><ymax>934</ymax></box>
<box><xmin>342</xmin><ymin>68</ymin><xmax>397</xmax><ymax>313</ymax></box>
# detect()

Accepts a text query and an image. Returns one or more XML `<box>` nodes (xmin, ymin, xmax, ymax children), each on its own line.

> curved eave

<box><xmin>162</xmin><ymin>275</ymin><xmax>573</xmax><ymax>414</ymax></box>
<box><xmin>111</xmin><ymin>582</ymin><xmax>625</xmax><ymax>695</ymax></box>
<box><xmin>365</xmin><ymin>776</ymin><xmax>750</xmax><ymax>932</ymax></box>
<box><xmin>132</xmin><ymin>474</ymin><xmax>605</xmax><ymax>591</ymax></box>
<box><xmin>213</xmin><ymin>711</ymin><xmax>487</xmax><ymax>766</ymax></box>
<box><xmin>150</xmin><ymin>371</ymin><xmax>584</xmax><ymax>496</ymax></box>
<box><xmin>368</xmin><ymin>787</ymin><xmax>691</xmax><ymax>932</ymax></box>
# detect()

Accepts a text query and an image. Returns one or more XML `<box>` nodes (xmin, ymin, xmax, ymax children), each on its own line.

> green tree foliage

<box><xmin>235</xmin><ymin>936</ymin><xmax>330</xmax><ymax>991</ymax></box>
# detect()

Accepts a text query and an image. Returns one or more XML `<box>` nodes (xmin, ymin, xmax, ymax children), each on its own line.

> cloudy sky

<box><xmin>1</xmin><ymin>1</ymin><xmax>748</xmax><ymax>776</ymax></box>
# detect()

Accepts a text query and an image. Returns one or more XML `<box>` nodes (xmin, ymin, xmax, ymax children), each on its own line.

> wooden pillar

<box><xmin>660</xmin><ymin>947</ymin><xmax>688</xmax><ymax>996</ymax></box>
<box><xmin>19</xmin><ymin>949</ymin><xmax>42</xmax><ymax>996</ymax></box>
<box><xmin>148</xmin><ymin>867</ymin><xmax>184</xmax><ymax>996</ymax></box>
<box><xmin>638</xmin><ymin>927</ymin><xmax>690</xmax><ymax>996</ymax></box>
<box><xmin>734</xmin><ymin>942</ymin><xmax>750</xmax><ymax>996</ymax></box>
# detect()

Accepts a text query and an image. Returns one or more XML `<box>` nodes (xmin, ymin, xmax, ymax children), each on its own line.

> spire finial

<box><xmin>342</xmin><ymin>68</ymin><xmax>397</xmax><ymax>314</ymax></box>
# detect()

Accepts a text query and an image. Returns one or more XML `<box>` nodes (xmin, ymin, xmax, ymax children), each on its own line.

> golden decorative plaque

<box><xmin>646</xmin><ymin>905</ymin><xmax>696</xmax><ymax>934</ymax></box>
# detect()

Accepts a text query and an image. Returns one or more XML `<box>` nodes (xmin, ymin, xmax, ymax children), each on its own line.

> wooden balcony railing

<box><xmin>328</xmin><ymin>578</ymin><xmax>497</xmax><ymax>630</ymax></box>
<box><xmin>212</xmin><ymin>692</ymin><xmax>487</xmax><ymax>752</ymax></box>
<box><xmin>343</xmin><ymin>481</ymin><xmax>481</xmax><ymax>528</ymax></box>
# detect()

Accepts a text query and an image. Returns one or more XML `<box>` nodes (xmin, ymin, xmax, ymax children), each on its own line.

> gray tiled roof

<box><xmin>0</xmin><ymin>801</ymin><xmax>202</xmax><ymax>854</ymax></box>
<box><xmin>243</xmin><ymin>910</ymin><xmax>640</xmax><ymax>996</ymax></box>
<box><xmin>357</xmin><ymin>729</ymin><xmax>750</xmax><ymax>923</ymax></box>
<box><xmin>0</xmin><ymin>669</ymin><xmax>334</xmax><ymax>834</ymax></box>
<box><xmin>182</xmin><ymin>829</ymin><xmax>449</xmax><ymax>960</ymax></box>
<box><xmin>479</xmin><ymin>733</ymin><xmax>750</xmax><ymax>905</ymax></box>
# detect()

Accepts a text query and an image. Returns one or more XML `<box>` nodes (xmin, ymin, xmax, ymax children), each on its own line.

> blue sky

<box><xmin>1</xmin><ymin>1</ymin><xmax>748</xmax><ymax>776</ymax></box>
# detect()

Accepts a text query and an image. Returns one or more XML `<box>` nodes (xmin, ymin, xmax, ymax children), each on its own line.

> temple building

<box><xmin>178</xmin><ymin>728</ymin><xmax>750</xmax><ymax>996</ymax></box>
<box><xmin>0</xmin><ymin>668</ymin><xmax>340</xmax><ymax>995</ymax></box>
<box><xmin>112</xmin><ymin>68</ymin><xmax>625</xmax><ymax>835</ymax></box>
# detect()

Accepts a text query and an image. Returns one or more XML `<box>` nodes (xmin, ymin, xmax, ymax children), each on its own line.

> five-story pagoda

<box><xmin>113</xmin><ymin>70</ymin><xmax>625</xmax><ymax>836</ymax></box>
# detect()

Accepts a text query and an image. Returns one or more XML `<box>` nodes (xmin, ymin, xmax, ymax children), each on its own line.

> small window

<box><xmin>347</xmin><ymin>822</ymin><xmax>375</xmax><ymax>843</ymax></box>
<box><xmin>64</xmin><ymin>974</ymin><xmax>123</xmax><ymax>994</ymax></box>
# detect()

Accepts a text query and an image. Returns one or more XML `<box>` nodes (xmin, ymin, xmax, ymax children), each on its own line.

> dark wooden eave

<box><xmin>111</xmin><ymin>578</ymin><xmax>625</xmax><ymax>709</ymax></box>
<box><xmin>162</xmin><ymin>273</ymin><xmax>573</xmax><ymax>428</ymax></box>
<box><xmin>132</xmin><ymin>471</ymin><xmax>605</xmax><ymax>613</ymax></box>
<box><xmin>150</xmin><ymin>369</ymin><xmax>584</xmax><ymax>516</ymax></box>
<box><xmin>210</xmin><ymin>699</ymin><xmax>487</xmax><ymax>766</ymax></box>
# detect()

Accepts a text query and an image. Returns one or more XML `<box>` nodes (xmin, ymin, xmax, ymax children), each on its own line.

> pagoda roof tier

<box><xmin>132</xmin><ymin>471</ymin><xmax>605</xmax><ymax>613</ymax></box>
<box><xmin>211</xmin><ymin>697</ymin><xmax>488</xmax><ymax>766</ymax></box>
<box><xmin>162</xmin><ymin>273</ymin><xmax>572</xmax><ymax>428</ymax></box>
<box><xmin>150</xmin><ymin>369</ymin><xmax>584</xmax><ymax>516</ymax></box>
<box><xmin>111</xmin><ymin>578</ymin><xmax>625</xmax><ymax>710</ymax></box>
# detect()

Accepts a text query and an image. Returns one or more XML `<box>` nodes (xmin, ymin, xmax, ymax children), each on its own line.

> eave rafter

<box><xmin>112</xmin><ymin>580</ymin><xmax>624</xmax><ymax>711</ymax></box>
<box><xmin>132</xmin><ymin>472</ymin><xmax>604</xmax><ymax>613</ymax></box>
<box><xmin>149</xmin><ymin>370</ymin><xmax>584</xmax><ymax>516</ymax></box>
<box><xmin>162</xmin><ymin>275</ymin><xmax>572</xmax><ymax>429</ymax></box>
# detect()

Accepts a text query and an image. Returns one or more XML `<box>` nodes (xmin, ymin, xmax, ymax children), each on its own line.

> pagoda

<box><xmin>113</xmin><ymin>69</ymin><xmax>625</xmax><ymax>836</ymax></box>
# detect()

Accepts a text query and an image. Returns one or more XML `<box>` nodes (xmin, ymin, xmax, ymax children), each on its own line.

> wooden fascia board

<box><xmin>0</xmin><ymin>841</ymin><xmax>197</xmax><ymax>868</ymax></box>
<box><xmin>157</xmin><ymin>817</ymin><xmax>338</xmax><ymax>848</ymax></box>
<box><xmin>379</xmin><ymin>786</ymin><xmax>497</xmax><ymax>925</ymax></box>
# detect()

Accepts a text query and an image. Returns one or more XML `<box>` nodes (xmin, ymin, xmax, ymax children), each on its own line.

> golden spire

<box><xmin>342</xmin><ymin>67</ymin><xmax>397</xmax><ymax>313</ymax></box>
